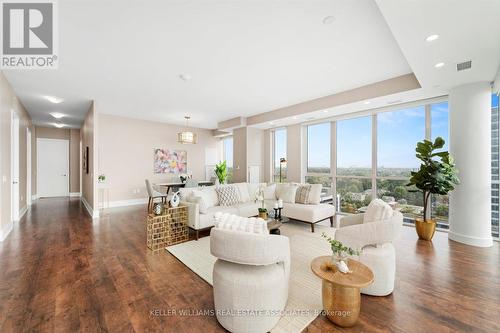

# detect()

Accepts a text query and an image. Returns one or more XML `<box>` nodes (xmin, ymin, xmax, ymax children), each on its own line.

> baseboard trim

<box><xmin>69</xmin><ymin>192</ymin><xmax>82</xmax><ymax>197</ymax></box>
<box><xmin>448</xmin><ymin>230</ymin><xmax>493</xmax><ymax>247</ymax></box>
<box><xmin>0</xmin><ymin>221</ymin><xmax>13</xmax><ymax>241</ymax></box>
<box><xmin>17</xmin><ymin>205</ymin><xmax>28</xmax><ymax>221</ymax></box>
<box><xmin>108</xmin><ymin>198</ymin><xmax>148</xmax><ymax>208</ymax></box>
<box><xmin>82</xmin><ymin>196</ymin><xmax>99</xmax><ymax>219</ymax></box>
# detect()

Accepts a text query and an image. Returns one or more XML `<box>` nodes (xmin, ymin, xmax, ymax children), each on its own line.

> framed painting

<box><xmin>154</xmin><ymin>149</ymin><xmax>187</xmax><ymax>174</ymax></box>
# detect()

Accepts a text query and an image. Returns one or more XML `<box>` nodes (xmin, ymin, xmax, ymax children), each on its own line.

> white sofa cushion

<box><xmin>216</xmin><ymin>185</ymin><xmax>240</xmax><ymax>206</ymax></box>
<box><xmin>263</xmin><ymin>183</ymin><xmax>276</xmax><ymax>200</ymax></box>
<box><xmin>201</xmin><ymin>186</ymin><xmax>219</xmax><ymax>207</ymax></box>
<box><xmin>276</xmin><ymin>183</ymin><xmax>298</xmax><ymax>203</ymax></box>
<box><xmin>235</xmin><ymin>202</ymin><xmax>261</xmax><ymax>217</ymax></box>
<box><xmin>363</xmin><ymin>199</ymin><xmax>393</xmax><ymax>224</ymax></box>
<box><xmin>214</xmin><ymin>213</ymin><xmax>268</xmax><ymax>234</ymax></box>
<box><xmin>234</xmin><ymin>182</ymin><xmax>250</xmax><ymax>202</ymax></box>
<box><xmin>282</xmin><ymin>202</ymin><xmax>335</xmax><ymax>223</ymax></box>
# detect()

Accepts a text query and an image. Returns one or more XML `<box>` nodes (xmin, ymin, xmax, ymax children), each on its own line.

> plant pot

<box><xmin>258</xmin><ymin>211</ymin><xmax>268</xmax><ymax>219</ymax></box>
<box><xmin>415</xmin><ymin>218</ymin><xmax>436</xmax><ymax>241</ymax></box>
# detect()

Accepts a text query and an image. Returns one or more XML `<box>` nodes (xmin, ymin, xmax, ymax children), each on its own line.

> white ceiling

<box><xmin>4</xmin><ymin>0</ymin><xmax>500</xmax><ymax>130</ymax></box>
<box><xmin>3</xmin><ymin>0</ymin><xmax>412</xmax><ymax>129</ymax></box>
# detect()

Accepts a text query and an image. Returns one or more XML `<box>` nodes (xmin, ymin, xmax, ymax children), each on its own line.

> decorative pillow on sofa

<box><xmin>234</xmin><ymin>183</ymin><xmax>250</xmax><ymax>202</ymax></box>
<box><xmin>214</xmin><ymin>212</ymin><xmax>268</xmax><ymax>234</ymax></box>
<box><xmin>295</xmin><ymin>185</ymin><xmax>312</xmax><ymax>204</ymax></box>
<box><xmin>363</xmin><ymin>199</ymin><xmax>393</xmax><ymax>223</ymax></box>
<box><xmin>276</xmin><ymin>184</ymin><xmax>298</xmax><ymax>203</ymax></box>
<box><xmin>308</xmin><ymin>184</ymin><xmax>322</xmax><ymax>204</ymax></box>
<box><xmin>263</xmin><ymin>183</ymin><xmax>277</xmax><ymax>200</ymax></box>
<box><xmin>216</xmin><ymin>185</ymin><xmax>241</xmax><ymax>206</ymax></box>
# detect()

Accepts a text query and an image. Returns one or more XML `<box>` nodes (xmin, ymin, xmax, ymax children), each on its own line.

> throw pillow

<box><xmin>263</xmin><ymin>183</ymin><xmax>276</xmax><ymax>200</ymax></box>
<box><xmin>186</xmin><ymin>195</ymin><xmax>208</xmax><ymax>214</ymax></box>
<box><xmin>200</xmin><ymin>186</ymin><xmax>218</xmax><ymax>207</ymax></box>
<box><xmin>363</xmin><ymin>199</ymin><xmax>393</xmax><ymax>224</ymax></box>
<box><xmin>190</xmin><ymin>189</ymin><xmax>214</xmax><ymax>209</ymax></box>
<box><xmin>308</xmin><ymin>184</ymin><xmax>322</xmax><ymax>205</ymax></box>
<box><xmin>234</xmin><ymin>182</ymin><xmax>250</xmax><ymax>202</ymax></box>
<box><xmin>295</xmin><ymin>185</ymin><xmax>312</xmax><ymax>204</ymax></box>
<box><xmin>216</xmin><ymin>185</ymin><xmax>240</xmax><ymax>206</ymax></box>
<box><xmin>247</xmin><ymin>183</ymin><xmax>265</xmax><ymax>201</ymax></box>
<box><xmin>214</xmin><ymin>212</ymin><xmax>268</xmax><ymax>234</ymax></box>
<box><xmin>276</xmin><ymin>184</ymin><xmax>298</xmax><ymax>203</ymax></box>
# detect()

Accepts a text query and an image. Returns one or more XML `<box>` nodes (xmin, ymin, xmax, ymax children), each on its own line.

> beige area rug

<box><xmin>166</xmin><ymin>222</ymin><xmax>334</xmax><ymax>333</ymax></box>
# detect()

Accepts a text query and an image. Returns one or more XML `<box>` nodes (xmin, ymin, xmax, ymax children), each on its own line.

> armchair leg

<box><xmin>330</xmin><ymin>216</ymin><xmax>334</xmax><ymax>227</ymax></box>
<box><xmin>311</xmin><ymin>223</ymin><xmax>315</xmax><ymax>233</ymax></box>
<box><xmin>195</xmin><ymin>230</ymin><xmax>199</xmax><ymax>241</ymax></box>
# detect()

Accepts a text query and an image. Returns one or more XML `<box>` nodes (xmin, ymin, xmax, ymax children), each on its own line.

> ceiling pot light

<box><xmin>177</xmin><ymin>116</ymin><xmax>197</xmax><ymax>144</ymax></box>
<box><xmin>425</xmin><ymin>34</ymin><xmax>439</xmax><ymax>42</ymax></box>
<box><xmin>323</xmin><ymin>110</ymin><xmax>329</xmax><ymax>113</ymax></box>
<box><xmin>179</xmin><ymin>74</ymin><xmax>192</xmax><ymax>81</ymax></box>
<box><xmin>434</xmin><ymin>62</ymin><xmax>445</xmax><ymax>68</ymax></box>
<box><xmin>364</xmin><ymin>101</ymin><xmax>371</xmax><ymax>105</ymax></box>
<box><xmin>45</xmin><ymin>95</ymin><xmax>63</xmax><ymax>104</ymax></box>
<box><xmin>54</xmin><ymin>123</ymin><xmax>65</xmax><ymax>128</ymax></box>
<box><xmin>50</xmin><ymin>112</ymin><xmax>64</xmax><ymax>119</ymax></box>
<box><xmin>322</xmin><ymin>16</ymin><xmax>335</xmax><ymax>24</ymax></box>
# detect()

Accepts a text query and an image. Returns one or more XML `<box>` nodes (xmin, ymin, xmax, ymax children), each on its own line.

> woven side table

<box><xmin>146</xmin><ymin>205</ymin><xmax>189</xmax><ymax>252</ymax></box>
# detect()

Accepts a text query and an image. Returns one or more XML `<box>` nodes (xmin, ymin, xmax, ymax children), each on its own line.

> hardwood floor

<box><xmin>0</xmin><ymin>198</ymin><xmax>499</xmax><ymax>333</ymax></box>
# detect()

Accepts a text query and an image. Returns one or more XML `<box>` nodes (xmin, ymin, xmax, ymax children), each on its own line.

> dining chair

<box><xmin>145</xmin><ymin>179</ymin><xmax>168</xmax><ymax>213</ymax></box>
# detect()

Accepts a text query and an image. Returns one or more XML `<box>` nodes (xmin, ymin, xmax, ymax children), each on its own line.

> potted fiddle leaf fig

<box><xmin>407</xmin><ymin>137</ymin><xmax>459</xmax><ymax>241</ymax></box>
<box><xmin>215</xmin><ymin>161</ymin><xmax>227</xmax><ymax>185</ymax></box>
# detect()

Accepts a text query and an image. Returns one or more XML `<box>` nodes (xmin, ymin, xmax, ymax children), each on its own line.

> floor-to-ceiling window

<box><xmin>222</xmin><ymin>136</ymin><xmax>233</xmax><ymax>183</ymax></box>
<box><xmin>273</xmin><ymin>128</ymin><xmax>287</xmax><ymax>182</ymax></box>
<box><xmin>304</xmin><ymin>99</ymin><xmax>451</xmax><ymax>226</ymax></box>
<box><xmin>305</xmin><ymin>122</ymin><xmax>332</xmax><ymax>196</ymax></box>
<box><xmin>337</xmin><ymin>116</ymin><xmax>372</xmax><ymax>212</ymax></box>
<box><xmin>492</xmin><ymin>93</ymin><xmax>499</xmax><ymax>238</ymax></box>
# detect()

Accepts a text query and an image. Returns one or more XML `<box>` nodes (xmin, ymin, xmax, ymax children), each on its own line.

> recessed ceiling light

<box><xmin>54</xmin><ymin>123</ymin><xmax>65</xmax><ymax>128</ymax></box>
<box><xmin>323</xmin><ymin>110</ymin><xmax>328</xmax><ymax>113</ymax></box>
<box><xmin>50</xmin><ymin>112</ymin><xmax>64</xmax><ymax>119</ymax></box>
<box><xmin>322</xmin><ymin>16</ymin><xmax>335</xmax><ymax>24</ymax></box>
<box><xmin>387</xmin><ymin>99</ymin><xmax>403</xmax><ymax>105</ymax></box>
<box><xmin>434</xmin><ymin>62</ymin><xmax>445</xmax><ymax>68</ymax></box>
<box><xmin>425</xmin><ymin>34</ymin><xmax>439</xmax><ymax>42</ymax></box>
<box><xmin>292</xmin><ymin>116</ymin><xmax>298</xmax><ymax>120</ymax></box>
<box><xmin>364</xmin><ymin>101</ymin><xmax>371</xmax><ymax>105</ymax></box>
<box><xmin>179</xmin><ymin>74</ymin><xmax>192</xmax><ymax>81</ymax></box>
<box><xmin>45</xmin><ymin>95</ymin><xmax>63</xmax><ymax>104</ymax></box>
<box><xmin>269</xmin><ymin>121</ymin><xmax>274</xmax><ymax>125</ymax></box>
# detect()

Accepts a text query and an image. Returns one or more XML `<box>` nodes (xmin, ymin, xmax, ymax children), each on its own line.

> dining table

<box><xmin>155</xmin><ymin>180</ymin><xmax>214</xmax><ymax>194</ymax></box>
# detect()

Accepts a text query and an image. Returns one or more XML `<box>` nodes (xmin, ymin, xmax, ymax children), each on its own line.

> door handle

<box><xmin>62</xmin><ymin>174</ymin><xmax>67</xmax><ymax>176</ymax></box>
<box><xmin>13</xmin><ymin>181</ymin><xmax>18</xmax><ymax>184</ymax></box>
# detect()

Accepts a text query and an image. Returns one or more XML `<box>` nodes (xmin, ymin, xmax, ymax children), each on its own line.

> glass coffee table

<box><xmin>266</xmin><ymin>216</ymin><xmax>289</xmax><ymax>235</ymax></box>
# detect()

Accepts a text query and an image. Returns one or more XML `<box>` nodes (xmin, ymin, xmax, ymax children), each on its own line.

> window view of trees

<box><xmin>223</xmin><ymin>136</ymin><xmax>233</xmax><ymax>183</ymax></box>
<box><xmin>307</xmin><ymin>123</ymin><xmax>330</xmax><ymax>174</ymax></box>
<box><xmin>337</xmin><ymin>178</ymin><xmax>371</xmax><ymax>213</ymax></box>
<box><xmin>273</xmin><ymin>128</ymin><xmax>287</xmax><ymax>182</ymax></box>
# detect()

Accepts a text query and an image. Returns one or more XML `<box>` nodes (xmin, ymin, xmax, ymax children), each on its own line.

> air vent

<box><xmin>457</xmin><ymin>60</ymin><xmax>472</xmax><ymax>71</ymax></box>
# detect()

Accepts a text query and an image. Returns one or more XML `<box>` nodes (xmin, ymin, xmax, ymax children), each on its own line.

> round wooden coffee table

<box><xmin>311</xmin><ymin>256</ymin><xmax>373</xmax><ymax>327</ymax></box>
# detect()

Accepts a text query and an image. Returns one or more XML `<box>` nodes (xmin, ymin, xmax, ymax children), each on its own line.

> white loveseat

<box><xmin>180</xmin><ymin>182</ymin><xmax>336</xmax><ymax>239</ymax></box>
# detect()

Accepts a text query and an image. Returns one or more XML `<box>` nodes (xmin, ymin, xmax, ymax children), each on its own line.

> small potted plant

<box><xmin>255</xmin><ymin>186</ymin><xmax>268</xmax><ymax>219</ymax></box>
<box><xmin>215</xmin><ymin>161</ymin><xmax>227</xmax><ymax>185</ymax></box>
<box><xmin>322</xmin><ymin>233</ymin><xmax>361</xmax><ymax>273</ymax></box>
<box><xmin>407</xmin><ymin>137</ymin><xmax>459</xmax><ymax>241</ymax></box>
<box><xmin>98</xmin><ymin>174</ymin><xmax>106</xmax><ymax>183</ymax></box>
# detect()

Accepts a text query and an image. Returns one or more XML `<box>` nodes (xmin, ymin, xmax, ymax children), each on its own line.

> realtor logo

<box><xmin>1</xmin><ymin>0</ymin><xmax>58</xmax><ymax>68</ymax></box>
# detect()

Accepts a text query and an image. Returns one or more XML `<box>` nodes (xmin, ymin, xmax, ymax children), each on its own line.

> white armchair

<box><xmin>336</xmin><ymin>211</ymin><xmax>403</xmax><ymax>296</ymax></box>
<box><xmin>210</xmin><ymin>228</ymin><xmax>290</xmax><ymax>333</ymax></box>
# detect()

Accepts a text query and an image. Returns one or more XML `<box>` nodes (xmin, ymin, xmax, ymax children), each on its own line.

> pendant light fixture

<box><xmin>177</xmin><ymin>116</ymin><xmax>197</xmax><ymax>144</ymax></box>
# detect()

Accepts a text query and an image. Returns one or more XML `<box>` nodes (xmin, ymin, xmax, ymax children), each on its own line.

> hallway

<box><xmin>1</xmin><ymin>199</ymin><xmax>499</xmax><ymax>333</ymax></box>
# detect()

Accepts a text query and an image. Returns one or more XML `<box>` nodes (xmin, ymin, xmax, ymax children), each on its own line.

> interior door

<box><xmin>11</xmin><ymin>112</ymin><xmax>19</xmax><ymax>221</ymax></box>
<box><xmin>37</xmin><ymin>139</ymin><xmax>69</xmax><ymax>197</ymax></box>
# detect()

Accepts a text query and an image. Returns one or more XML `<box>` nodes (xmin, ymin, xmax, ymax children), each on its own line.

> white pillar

<box><xmin>449</xmin><ymin>82</ymin><xmax>493</xmax><ymax>247</ymax></box>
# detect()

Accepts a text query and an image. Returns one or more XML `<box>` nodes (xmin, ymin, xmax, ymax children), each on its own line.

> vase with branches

<box><xmin>406</xmin><ymin>137</ymin><xmax>459</xmax><ymax>240</ymax></box>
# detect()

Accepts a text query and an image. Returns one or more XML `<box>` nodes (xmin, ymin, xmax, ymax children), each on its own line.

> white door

<box><xmin>11</xmin><ymin>111</ymin><xmax>19</xmax><ymax>221</ymax></box>
<box><xmin>37</xmin><ymin>139</ymin><xmax>69</xmax><ymax>197</ymax></box>
<box><xmin>27</xmin><ymin>129</ymin><xmax>32</xmax><ymax>205</ymax></box>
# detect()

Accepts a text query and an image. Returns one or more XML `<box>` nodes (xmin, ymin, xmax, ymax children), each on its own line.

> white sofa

<box><xmin>335</xmin><ymin>202</ymin><xmax>403</xmax><ymax>296</ymax></box>
<box><xmin>180</xmin><ymin>182</ymin><xmax>336</xmax><ymax>239</ymax></box>
<box><xmin>210</xmin><ymin>222</ymin><xmax>290</xmax><ymax>333</ymax></box>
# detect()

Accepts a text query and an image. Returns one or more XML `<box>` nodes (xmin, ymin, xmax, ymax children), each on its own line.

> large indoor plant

<box><xmin>215</xmin><ymin>161</ymin><xmax>227</xmax><ymax>184</ymax></box>
<box><xmin>407</xmin><ymin>137</ymin><xmax>459</xmax><ymax>240</ymax></box>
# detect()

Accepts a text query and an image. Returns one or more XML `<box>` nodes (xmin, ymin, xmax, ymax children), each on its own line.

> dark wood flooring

<box><xmin>0</xmin><ymin>198</ymin><xmax>499</xmax><ymax>333</ymax></box>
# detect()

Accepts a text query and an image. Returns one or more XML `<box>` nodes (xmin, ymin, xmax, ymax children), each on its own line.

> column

<box><xmin>449</xmin><ymin>82</ymin><xmax>493</xmax><ymax>247</ymax></box>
